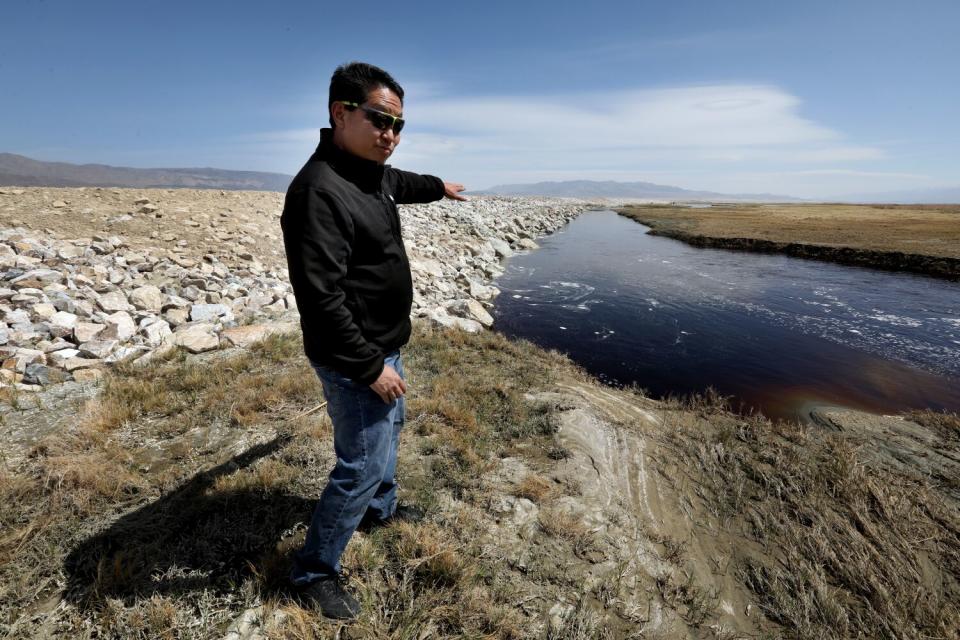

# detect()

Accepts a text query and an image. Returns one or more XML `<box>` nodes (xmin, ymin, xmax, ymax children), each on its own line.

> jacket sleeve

<box><xmin>280</xmin><ymin>186</ymin><xmax>385</xmax><ymax>384</ymax></box>
<box><xmin>384</xmin><ymin>167</ymin><xmax>446</xmax><ymax>204</ymax></box>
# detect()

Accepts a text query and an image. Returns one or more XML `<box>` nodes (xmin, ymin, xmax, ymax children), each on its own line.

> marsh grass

<box><xmin>658</xmin><ymin>393</ymin><xmax>960</xmax><ymax>639</ymax></box>
<box><xmin>907</xmin><ymin>408</ymin><xmax>960</xmax><ymax>442</ymax></box>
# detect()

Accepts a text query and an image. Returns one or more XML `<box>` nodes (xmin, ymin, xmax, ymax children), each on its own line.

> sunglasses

<box><xmin>339</xmin><ymin>101</ymin><xmax>405</xmax><ymax>134</ymax></box>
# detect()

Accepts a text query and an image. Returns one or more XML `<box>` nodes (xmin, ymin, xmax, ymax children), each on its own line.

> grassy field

<box><xmin>617</xmin><ymin>203</ymin><xmax>960</xmax><ymax>279</ymax></box>
<box><xmin>1</xmin><ymin>322</ymin><xmax>958</xmax><ymax>638</ymax></box>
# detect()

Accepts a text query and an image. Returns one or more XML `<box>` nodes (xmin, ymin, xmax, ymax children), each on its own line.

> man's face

<box><xmin>332</xmin><ymin>86</ymin><xmax>402</xmax><ymax>165</ymax></box>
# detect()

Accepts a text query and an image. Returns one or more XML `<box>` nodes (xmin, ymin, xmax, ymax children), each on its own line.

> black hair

<box><xmin>328</xmin><ymin>62</ymin><xmax>404</xmax><ymax>128</ymax></box>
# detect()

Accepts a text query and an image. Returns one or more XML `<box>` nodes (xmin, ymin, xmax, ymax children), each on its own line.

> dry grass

<box><xmin>618</xmin><ymin>203</ymin><xmax>960</xmax><ymax>259</ymax></box>
<box><xmin>658</xmin><ymin>393</ymin><xmax>960</xmax><ymax>639</ymax></box>
<box><xmin>907</xmin><ymin>408</ymin><xmax>960</xmax><ymax>443</ymax></box>
<box><xmin>514</xmin><ymin>473</ymin><xmax>556</xmax><ymax>504</ymax></box>
<box><xmin>655</xmin><ymin>570</ymin><xmax>719</xmax><ymax>629</ymax></box>
<box><xmin>0</xmin><ymin>322</ymin><xmax>583</xmax><ymax>639</ymax></box>
<box><xmin>545</xmin><ymin>597</ymin><xmax>611</xmax><ymax>640</ymax></box>
<box><xmin>618</xmin><ymin>203</ymin><xmax>960</xmax><ymax>279</ymax></box>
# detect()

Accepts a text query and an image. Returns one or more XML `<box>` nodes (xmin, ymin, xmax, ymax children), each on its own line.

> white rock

<box><xmin>4</xmin><ymin>309</ymin><xmax>31</xmax><ymax>325</ymax></box>
<box><xmin>40</xmin><ymin>337</ymin><xmax>74</xmax><ymax>353</ymax></box>
<box><xmin>427</xmin><ymin>308</ymin><xmax>483</xmax><ymax>333</ymax></box>
<box><xmin>447</xmin><ymin>298</ymin><xmax>494</xmax><ymax>327</ymax></box>
<box><xmin>129</xmin><ymin>285</ymin><xmax>164</xmax><ymax>312</ymax></box>
<box><xmin>105</xmin><ymin>346</ymin><xmax>149</xmax><ymax>363</ymax></box>
<box><xmin>101</xmin><ymin>311</ymin><xmax>136</xmax><ymax>341</ymax></box>
<box><xmin>31</xmin><ymin>303</ymin><xmax>57</xmax><ymax>320</ymax></box>
<box><xmin>141</xmin><ymin>319</ymin><xmax>172</xmax><ymax>346</ymax></box>
<box><xmin>164</xmin><ymin>308</ymin><xmax>190</xmax><ymax>327</ymax></box>
<box><xmin>488</xmin><ymin>238</ymin><xmax>513</xmax><ymax>258</ymax></box>
<box><xmin>74</xmin><ymin>322</ymin><xmax>105</xmax><ymax>343</ymax></box>
<box><xmin>161</xmin><ymin>294</ymin><xmax>191</xmax><ymax>310</ymax></box>
<box><xmin>78</xmin><ymin>340</ymin><xmax>119</xmax><ymax>359</ymax></box>
<box><xmin>50</xmin><ymin>311</ymin><xmax>79</xmax><ymax>329</ymax></box>
<box><xmin>190</xmin><ymin>303</ymin><xmax>232</xmax><ymax>323</ymax></box>
<box><xmin>48</xmin><ymin>349</ymin><xmax>81</xmax><ymax>366</ymax></box>
<box><xmin>410</xmin><ymin>257</ymin><xmax>445</xmax><ymax>278</ymax></box>
<box><xmin>97</xmin><ymin>289</ymin><xmax>132</xmax><ymax>312</ymax></box>
<box><xmin>11</xmin><ymin>268</ymin><xmax>63</xmax><ymax>285</ymax></box>
<box><xmin>171</xmin><ymin>323</ymin><xmax>220</xmax><ymax>353</ymax></box>
<box><xmin>220</xmin><ymin>322</ymin><xmax>297</xmax><ymax>348</ymax></box>
<box><xmin>61</xmin><ymin>357</ymin><xmax>102</xmax><ymax>372</ymax></box>
<box><xmin>58</xmin><ymin>245</ymin><xmax>85</xmax><ymax>260</ymax></box>
<box><xmin>4</xmin><ymin>351</ymin><xmax>43</xmax><ymax>372</ymax></box>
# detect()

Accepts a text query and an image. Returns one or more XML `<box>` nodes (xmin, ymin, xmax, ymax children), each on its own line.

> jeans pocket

<box><xmin>310</xmin><ymin>361</ymin><xmax>349</xmax><ymax>387</ymax></box>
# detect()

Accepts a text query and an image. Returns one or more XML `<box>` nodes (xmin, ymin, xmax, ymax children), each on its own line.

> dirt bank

<box><xmin>617</xmin><ymin>203</ymin><xmax>960</xmax><ymax>280</ymax></box>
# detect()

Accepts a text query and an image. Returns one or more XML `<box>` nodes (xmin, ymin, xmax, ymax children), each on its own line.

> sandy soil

<box><xmin>0</xmin><ymin>186</ymin><xmax>288</xmax><ymax>270</ymax></box>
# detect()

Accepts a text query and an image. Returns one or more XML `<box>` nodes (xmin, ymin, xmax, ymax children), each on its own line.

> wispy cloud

<box><xmin>410</xmin><ymin>85</ymin><xmax>840</xmax><ymax>148</ymax></box>
<box><xmin>548</xmin><ymin>29</ymin><xmax>781</xmax><ymax>66</ymax></box>
<box><xmin>234</xmin><ymin>83</ymin><xmax>928</xmax><ymax>197</ymax></box>
<box><xmin>388</xmin><ymin>84</ymin><xmax>895</xmax><ymax>195</ymax></box>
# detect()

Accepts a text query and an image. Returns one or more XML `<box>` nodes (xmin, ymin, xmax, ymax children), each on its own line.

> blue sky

<box><xmin>2</xmin><ymin>0</ymin><xmax>958</xmax><ymax>197</ymax></box>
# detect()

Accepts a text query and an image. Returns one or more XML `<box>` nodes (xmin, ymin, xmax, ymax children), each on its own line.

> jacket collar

<box><xmin>314</xmin><ymin>128</ymin><xmax>385</xmax><ymax>193</ymax></box>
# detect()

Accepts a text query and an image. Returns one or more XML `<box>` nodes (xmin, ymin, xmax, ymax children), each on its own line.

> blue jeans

<box><xmin>289</xmin><ymin>350</ymin><xmax>405</xmax><ymax>585</ymax></box>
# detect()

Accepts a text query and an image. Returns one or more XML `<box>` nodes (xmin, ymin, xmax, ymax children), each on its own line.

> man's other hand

<box><xmin>443</xmin><ymin>182</ymin><xmax>468</xmax><ymax>201</ymax></box>
<box><xmin>369</xmin><ymin>364</ymin><xmax>407</xmax><ymax>404</ymax></box>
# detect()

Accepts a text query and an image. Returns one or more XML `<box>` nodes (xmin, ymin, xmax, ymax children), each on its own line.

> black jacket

<box><xmin>280</xmin><ymin>129</ymin><xmax>445</xmax><ymax>385</ymax></box>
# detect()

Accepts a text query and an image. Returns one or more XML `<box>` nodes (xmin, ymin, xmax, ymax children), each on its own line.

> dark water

<box><xmin>492</xmin><ymin>210</ymin><xmax>960</xmax><ymax>422</ymax></box>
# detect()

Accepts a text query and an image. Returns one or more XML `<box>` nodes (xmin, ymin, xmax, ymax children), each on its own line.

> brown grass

<box><xmin>907</xmin><ymin>408</ymin><xmax>960</xmax><ymax>443</ymax></box>
<box><xmin>658</xmin><ymin>393</ymin><xmax>960</xmax><ymax>639</ymax></box>
<box><xmin>514</xmin><ymin>473</ymin><xmax>555</xmax><ymax>504</ymax></box>
<box><xmin>618</xmin><ymin>202</ymin><xmax>960</xmax><ymax>259</ymax></box>
<box><xmin>0</xmin><ymin>322</ymin><xmax>581</xmax><ymax>639</ymax></box>
<box><xmin>655</xmin><ymin>570</ymin><xmax>719</xmax><ymax>629</ymax></box>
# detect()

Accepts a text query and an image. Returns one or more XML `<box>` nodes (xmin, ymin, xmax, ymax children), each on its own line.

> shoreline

<box><xmin>617</xmin><ymin>203</ymin><xmax>960</xmax><ymax>281</ymax></box>
<box><xmin>642</xmin><ymin>225</ymin><xmax>960</xmax><ymax>280</ymax></box>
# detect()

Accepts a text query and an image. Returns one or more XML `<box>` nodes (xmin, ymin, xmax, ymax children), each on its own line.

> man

<box><xmin>280</xmin><ymin>61</ymin><xmax>466</xmax><ymax>619</ymax></box>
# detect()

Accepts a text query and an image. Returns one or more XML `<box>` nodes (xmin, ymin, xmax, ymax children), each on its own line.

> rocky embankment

<box><xmin>0</xmin><ymin>187</ymin><xmax>590</xmax><ymax>390</ymax></box>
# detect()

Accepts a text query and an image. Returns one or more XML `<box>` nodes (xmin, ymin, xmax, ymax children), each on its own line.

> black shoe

<box><xmin>295</xmin><ymin>575</ymin><xmax>360</xmax><ymax>620</ymax></box>
<box><xmin>357</xmin><ymin>504</ymin><xmax>425</xmax><ymax>532</ymax></box>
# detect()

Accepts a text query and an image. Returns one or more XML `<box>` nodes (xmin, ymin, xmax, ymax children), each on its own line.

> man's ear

<box><xmin>331</xmin><ymin>101</ymin><xmax>347</xmax><ymax>128</ymax></box>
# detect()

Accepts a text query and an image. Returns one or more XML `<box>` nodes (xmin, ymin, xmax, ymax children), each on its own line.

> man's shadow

<box><xmin>62</xmin><ymin>434</ymin><xmax>314</xmax><ymax>609</ymax></box>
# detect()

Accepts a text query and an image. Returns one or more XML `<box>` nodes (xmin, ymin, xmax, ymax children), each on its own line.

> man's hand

<box><xmin>369</xmin><ymin>364</ymin><xmax>407</xmax><ymax>404</ymax></box>
<box><xmin>443</xmin><ymin>182</ymin><xmax>468</xmax><ymax>201</ymax></box>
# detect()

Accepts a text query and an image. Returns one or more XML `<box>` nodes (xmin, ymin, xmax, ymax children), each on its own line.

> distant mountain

<box><xmin>832</xmin><ymin>186</ymin><xmax>960</xmax><ymax>204</ymax></box>
<box><xmin>0</xmin><ymin>153</ymin><xmax>294</xmax><ymax>192</ymax></box>
<box><xmin>472</xmin><ymin>179</ymin><xmax>799</xmax><ymax>202</ymax></box>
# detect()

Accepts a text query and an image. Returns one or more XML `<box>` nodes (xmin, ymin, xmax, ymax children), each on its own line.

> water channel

<box><xmin>492</xmin><ymin>209</ymin><xmax>960</xmax><ymax>422</ymax></box>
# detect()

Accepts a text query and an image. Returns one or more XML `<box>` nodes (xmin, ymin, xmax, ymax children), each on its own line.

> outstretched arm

<box><xmin>385</xmin><ymin>167</ymin><xmax>467</xmax><ymax>204</ymax></box>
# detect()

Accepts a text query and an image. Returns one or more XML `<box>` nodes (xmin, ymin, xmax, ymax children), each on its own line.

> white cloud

<box><xmin>233</xmin><ymin>83</ymin><xmax>938</xmax><ymax>197</ymax></box>
<box><xmin>381</xmin><ymin>84</ymin><xmax>904</xmax><ymax>196</ymax></box>
<box><xmin>409</xmin><ymin>85</ymin><xmax>839</xmax><ymax>148</ymax></box>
